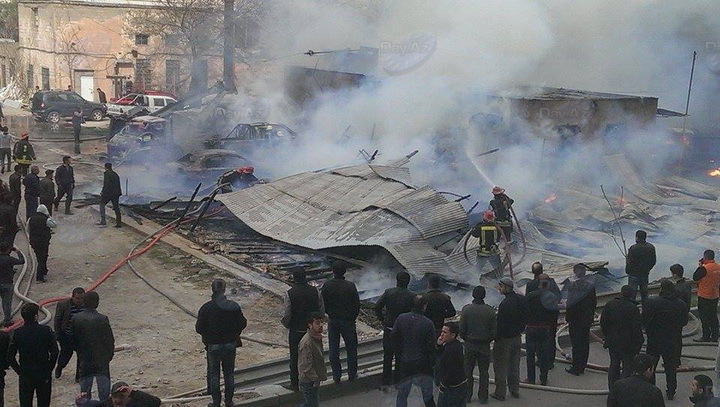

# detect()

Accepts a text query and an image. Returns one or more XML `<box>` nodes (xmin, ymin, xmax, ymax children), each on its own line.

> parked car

<box><xmin>107</xmin><ymin>116</ymin><xmax>181</xmax><ymax>162</ymax></box>
<box><xmin>31</xmin><ymin>91</ymin><xmax>107</xmax><ymax>123</ymax></box>
<box><xmin>168</xmin><ymin>149</ymin><xmax>251</xmax><ymax>184</ymax></box>
<box><xmin>106</xmin><ymin>91</ymin><xmax>177</xmax><ymax>116</ymax></box>
<box><xmin>203</xmin><ymin>123</ymin><xmax>299</xmax><ymax>152</ymax></box>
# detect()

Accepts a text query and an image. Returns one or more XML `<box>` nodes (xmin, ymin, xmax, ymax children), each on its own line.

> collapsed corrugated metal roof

<box><xmin>216</xmin><ymin>160</ymin><xmax>469</xmax><ymax>278</ymax></box>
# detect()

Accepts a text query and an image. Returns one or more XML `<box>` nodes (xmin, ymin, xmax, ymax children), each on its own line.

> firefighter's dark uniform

<box><xmin>490</xmin><ymin>194</ymin><xmax>514</xmax><ymax>242</ymax></box>
<box><xmin>470</xmin><ymin>221</ymin><xmax>502</xmax><ymax>277</ymax></box>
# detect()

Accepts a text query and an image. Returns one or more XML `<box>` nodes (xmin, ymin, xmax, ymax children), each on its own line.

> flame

<box><xmin>544</xmin><ymin>193</ymin><xmax>557</xmax><ymax>203</ymax></box>
<box><xmin>709</xmin><ymin>168</ymin><xmax>720</xmax><ymax>177</ymax></box>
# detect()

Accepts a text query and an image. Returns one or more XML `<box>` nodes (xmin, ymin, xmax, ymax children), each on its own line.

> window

<box><xmin>134</xmin><ymin>59</ymin><xmax>151</xmax><ymax>91</ymax></box>
<box><xmin>153</xmin><ymin>98</ymin><xmax>165</xmax><ymax>107</ymax></box>
<box><xmin>165</xmin><ymin>59</ymin><xmax>180</xmax><ymax>94</ymax></box>
<box><xmin>26</xmin><ymin>64</ymin><xmax>33</xmax><ymax>89</ymax></box>
<box><xmin>31</xmin><ymin>8</ymin><xmax>39</xmax><ymax>28</ymax></box>
<box><xmin>67</xmin><ymin>93</ymin><xmax>84</xmax><ymax>102</ymax></box>
<box><xmin>135</xmin><ymin>34</ymin><xmax>149</xmax><ymax>45</ymax></box>
<box><xmin>41</xmin><ymin>67</ymin><xmax>49</xmax><ymax>90</ymax></box>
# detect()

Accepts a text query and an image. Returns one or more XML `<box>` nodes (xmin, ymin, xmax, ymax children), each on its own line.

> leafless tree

<box><xmin>125</xmin><ymin>0</ymin><xmax>265</xmax><ymax>95</ymax></box>
<box><xmin>57</xmin><ymin>25</ymin><xmax>86</xmax><ymax>90</ymax></box>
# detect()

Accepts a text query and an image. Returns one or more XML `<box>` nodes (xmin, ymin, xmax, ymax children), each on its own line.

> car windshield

<box><xmin>119</xmin><ymin>122</ymin><xmax>153</xmax><ymax>137</ymax></box>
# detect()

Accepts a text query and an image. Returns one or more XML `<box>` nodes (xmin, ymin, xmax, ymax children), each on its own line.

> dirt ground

<box><xmin>2</xmin><ymin>133</ymin><xmax>289</xmax><ymax>406</ymax></box>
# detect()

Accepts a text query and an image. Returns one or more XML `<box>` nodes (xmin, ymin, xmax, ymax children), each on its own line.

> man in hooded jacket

<box><xmin>196</xmin><ymin>279</ymin><xmax>247</xmax><ymax>407</ymax></box>
<box><xmin>28</xmin><ymin>204</ymin><xmax>56</xmax><ymax>282</ymax></box>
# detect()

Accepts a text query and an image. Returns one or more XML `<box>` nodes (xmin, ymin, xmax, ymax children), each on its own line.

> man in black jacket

<box><xmin>625</xmin><ymin>230</ymin><xmax>656</xmax><ymax>303</ymax></box>
<box><xmin>492</xmin><ymin>277</ymin><xmax>528</xmax><ymax>401</ymax></box>
<box><xmin>607</xmin><ymin>353</ymin><xmax>665</xmax><ymax>407</ymax></box>
<box><xmin>422</xmin><ymin>275</ymin><xmax>456</xmax><ymax>336</ymax></box>
<box><xmin>281</xmin><ymin>268</ymin><xmax>324</xmax><ymax>391</ymax></box>
<box><xmin>38</xmin><ymin>170</ymin><xmax>55</xmax><ymax>216</ymax></box>
<box><xmin>459</xmin><ymin>286</ymin><xmax>495</xmax><ymax>404</ymax></box>
<box><xmin>525</xmin><ymin>262</ymin><xmax>561</xmax><ymax>297</ymax></box>
<box><xmin>22</xmin><ymin>165</ymin><xmax>40</xmax><ymax>220</ymax></box>
<box><xmin>72</xmin><ymin>291</ymin><xmax>114</xmax><ymax>401</ymax></box>
<box><xmin>7</xmin><ymin>303</ymin><xmax>59</xmax><ymax>407</ymax></box>
<box><xmin>98</xmin><ymin>163</ymin><xmax>122</xmax><ymax>228</ymax></box>
<box><xmin>0</xmin><ymin>242</ymin><xmax>23</xmax><ymax>326</ymax></box>
<box><xmin>72</xmin><ymin>108</ymin><xmax>83</xmax><ymax>154</ymax></box>
<box><xmin>28</xmin><ymin>204</ymin><xmax>55</xmax><ymax>282</ymax></box>
<box><xmin>54</xmin><ymin>156</ymin><xmax>75</xmax><ymax>215</ymax></box>
<box><xmin>375</xmin><ymin>270</ymin><xmax>415</xmax><ymax>389</ymax></box>
<box><xmin>54</xmin><ymin>287</ymin><xmax>85</xmax><ymax>380</ymax></box>
<box><xmin>643</xmin><ymin>279</ymin><xmax>688</xmax><ymax>400</ymax></box>
<box><xmin>393</xmin><ymin>296</ymin><xmax>436</xmax><ymax>407</ymax></box>
<box><xmin>565</xmin><ymin>264</ymin><xmax>597</xmax><ymax>376</ymax></box>
<box><xmin>8</xmin><ymin>165</ymin><xmax>21</xmax><ymax>218</ymax></box>
<box><xmin>690</xmin><ymin>375</ymin><xmax>720</xmax><ymax>407</ymax></box>
<box><xmin>320</xmin><ymin>261</ymin><xmax>360</xmax><ymax>384</ymax></box>
<box><xmin>436</xmin><ymin>322</ymin><xmax>466</xmax><ymax>407</ymax></box>
<box><xmin>196</xmin><ymin>279</ymin><xmax>247</xmax><ymax>407</ymax></box>
<box><xmin>524</xmin><ymin>274</ymin><xmax>559</xmax><ymax>386</ymax></box>
<box><xmin>665</xmin><ymin>264</ymin><xmax>692</xmax><ymax>313</ymax></box>
<box><xmin>600</xmin><ymin>285</ymin><xmax>644</xmax><ymax>388</ymax></box>
<box><xmin>0</xmin><ymin>196</ymin><xmax>17</xmax><ymax>247</ymax></box>
<box><xmin>76</xmin><ymin>381</ymin><xmax>161</xmax><ymax>407</ymax></box>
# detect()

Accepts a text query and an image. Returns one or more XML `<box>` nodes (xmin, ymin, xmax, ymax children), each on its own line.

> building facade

<box><xmin>16</xmin><ymin>0</ymin><xmax>225</xmax><ymax>101</ymax></box>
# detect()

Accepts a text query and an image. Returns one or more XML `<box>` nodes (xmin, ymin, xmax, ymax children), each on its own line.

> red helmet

<box><xmin>483</xmin><ymin>210</ymin><xmax>495</xmax><ymax>222</ymax></box>
<box><xmin>492</xmin><ymin>186</ymin><xmax>505</xmax><ymax>195</ymax></box>
<box><xmin>242</xmin><ymin>166</ymin><xmax>254</xmax><ymax>174</ymax></box>
<box><xmin>236</xmin><ymin>166</ymin><xmax>247</xmax><ymax>173</ymax></box>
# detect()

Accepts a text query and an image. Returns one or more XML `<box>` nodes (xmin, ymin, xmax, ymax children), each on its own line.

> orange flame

<box><xmin>544</xmin><ymin>193</ymin><xmax>557</xmax><ymax>203</ymax></box>
<box><xmin>709</xmin><ymin>168</ymin><xmax>720</xmax><ymax>177</ymax></box>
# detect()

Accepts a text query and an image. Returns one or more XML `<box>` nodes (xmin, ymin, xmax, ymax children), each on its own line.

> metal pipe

<box><xmin>177</xmin><ymin>183</ymin><xmax>201</xmax><ymax>225</ymax></box>
<box><xmin>149</xmin><ymin>196</ymin><xmax>177</xmax><ymax>211</ymax></box>
<box><xmin>190</xmin><ymin>189</ymin><xmax>221</xmax><ymax>233</ymax></box>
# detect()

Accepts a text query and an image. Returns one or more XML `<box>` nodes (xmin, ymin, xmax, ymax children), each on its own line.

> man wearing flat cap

<box><xmin>491</xmin><ymin>277</ymin><xmax>528</xmax><ymax>401</ymax></box>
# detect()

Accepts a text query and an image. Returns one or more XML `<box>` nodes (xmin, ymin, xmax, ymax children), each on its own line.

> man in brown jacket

<box><xmin>298</xmin><ymin>312</ymin><xmax>327</xmax><ymax>407</ymax></box>
<box><xmin>54</xmin><ymin>287</ymin><xmax>85</xmax><ymax>379</ymax></box>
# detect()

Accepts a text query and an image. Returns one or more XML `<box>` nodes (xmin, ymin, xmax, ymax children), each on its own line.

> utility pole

<box><xmin>223</xmin><ymin>0</ymin><xmax>236</xmax><ymax>92</ymax></box>
<box><xmin>680</xmin><ymin>50</ymin><xmax>697</xmax><ymax>139</ymax></box>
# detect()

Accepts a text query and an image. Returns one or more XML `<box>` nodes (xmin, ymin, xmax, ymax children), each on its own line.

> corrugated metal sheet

<box><xmin>217</xmin><ymin>162</ymin><xmax>470</xmax><ymax>278</ymax></box>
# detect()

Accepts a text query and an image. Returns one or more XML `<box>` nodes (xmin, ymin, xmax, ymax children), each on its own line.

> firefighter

<box><xmin>470</xmin><ymin>210</ymin><xmax>503</xmax><ymax>278</ymax></box>
<box><xmin>217</xmin><ymin>168</ymin><xmax>244</xmax><ymax>193</ymax></box>
<box><xmin>12</xmin><ymin>133</ymin><xmax>35</xmax><ymax>177</ymax></box>
<box><xmin>239</xmin><ymin>166</ymin><xmax>258</xmax><ymax>187</ymax></box>
<box><xmin>490</xmin><ymin>186</ymin><xmax>514</xmax><ymax>243</ymax></box>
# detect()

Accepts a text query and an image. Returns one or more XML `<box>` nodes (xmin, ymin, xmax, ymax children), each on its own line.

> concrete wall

<box><xmin>17</xmin><ymin>0</ymin><xmax>225</xmax><ymax>101</ymax></box>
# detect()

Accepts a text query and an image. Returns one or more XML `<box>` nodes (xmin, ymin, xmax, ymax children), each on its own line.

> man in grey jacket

<box><xmin>459</xmin><ymin>285</ymin><xmax>496</xmax><ymax>404</ymax></box>
<box><xmin>298</xmin><ymin>312</ymin><xmax>327</xmax><ymax>407</ymax></box>
<box><xmin>72</xmin><ymin>291</ymin><xmax>114</xmax><ymax>401</ymax></box>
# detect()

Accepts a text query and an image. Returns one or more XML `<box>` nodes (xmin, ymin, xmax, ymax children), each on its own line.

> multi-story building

<box><xmin>16</xmin><ymin>0</ymin><xmax>228</xmax><ymax>101</ymax></box>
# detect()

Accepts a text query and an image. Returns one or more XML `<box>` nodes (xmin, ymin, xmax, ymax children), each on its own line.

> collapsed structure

<box><xmin>217</xmin><ymin>155</ymin><xmax>472</xmax><ymax>280</ymax></box>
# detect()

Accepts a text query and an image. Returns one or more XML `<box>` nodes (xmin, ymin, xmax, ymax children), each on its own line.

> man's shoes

<box><xmin>666</xmin><ymin>391</ymin><xmax>675</xmax><ymax>400</ymax></box>
<box><xmin>333</xmin><ymin>378</ymin><xmax>341</xmax><ymax>385</ymax></box>
<box><xmin>97</xmin><ymin>221</ymin><xmax>107</xmax><ymax>228</ymax></box>
<box><xmin>348</xmin><ymin>375</ymin><xmax>357</xmax><ymax>382</ymax></box>
<box><xmin>565</xmin><ymin>367</ymin><xmax>581</xmax><ymax>376</ymax></box>
<box><xmin>114</xmin><ymin>223</ymin><xmax>122</xmax><ymax>228</ymax></box>
<box><xmin>510</xmin><ymin>391</ymin><xmax>520</xmax><ymax>399</ymax></box>
<box><xmin>54</xmin><ymin>367</ymin><xmax>62</xmax><ymax>379</ymax></box>
<box><xmin>65</xmin><ymin>210</ymin><xmax>73</xmax><ymax>215</ymax></box>
<box><xmin>36</xmin><ymin>276</ymin><xmax>46</xmax><ymax>283</ymax></box>
<box><xmin>522</xmin><ymin>378</ymin><xmax>535</xmax><ymax>384</ymax></box>
<box><xmin>489</xmin><ymin>393</ymin><xmax>505</xmax><ymax>401</ymax></box>
<box><xmin>479</xmin><ymin>398</ymin><xmax>488</xmax><ymax>405</ymax></box>
<box><xmin>693</xmin><ymin>337</ymin><xmax>714</xmax><ymax>343</ymax></box>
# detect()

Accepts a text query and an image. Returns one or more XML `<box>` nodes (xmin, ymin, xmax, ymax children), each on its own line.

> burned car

<box><xmin>107</xmin><ymin>116</ymin><xmax>182</xmax><ymax>162</ymax></box>
<box><xmin>168</xmin><ymin>149</ymin><xmax>252</xmax><ymax>185</ymax></box>
<box><xmin>203</xmin><ymin>123</ymin><xmax>299</xmax><ymax>154</ymax></box>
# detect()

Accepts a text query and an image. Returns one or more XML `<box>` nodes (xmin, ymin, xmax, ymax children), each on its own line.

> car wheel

<box><xmin>91</xmin><ymin>109</ymin><xmax>104</xmax><ymax>121</ymax></box>
<box><xmin>46</xmin><ymin>111</ymin><xmax>60</xmax><ymax>124</ymax></box>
